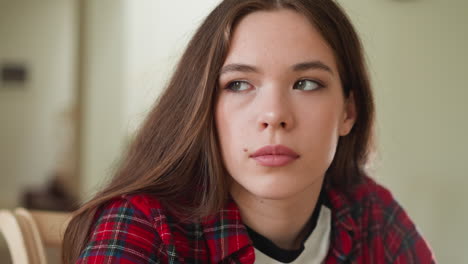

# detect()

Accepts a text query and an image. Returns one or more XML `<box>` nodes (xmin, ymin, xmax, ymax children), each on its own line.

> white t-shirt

<box><xmin>253</xmin><ymin>205</ymin><xmax>331</xmax><ymax>264</ymax></box>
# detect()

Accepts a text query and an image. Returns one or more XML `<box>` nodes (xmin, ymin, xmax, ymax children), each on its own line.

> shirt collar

<box><xmin>324</xmin><ymin>184</ymin><xmax>357</xmax><ymax>261</ymax></box>
<box><xmin>201</xmin><ymin>183</ymin><xmax>358</xmax><ymax>263</ymax></box>
<box><xmin>201</xmin><ymin>199</ymin><xmax>254</xmax><ymax>263</ymax></box>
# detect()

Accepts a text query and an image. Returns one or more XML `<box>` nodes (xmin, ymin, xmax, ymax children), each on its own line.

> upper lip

<box><xmin>250</xmin><ymin>145</ymin><xmax>300</xmax><ymax>158</ymax></box>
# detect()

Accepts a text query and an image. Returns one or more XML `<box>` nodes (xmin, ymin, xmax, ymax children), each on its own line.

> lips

<box><xmin>250</xmin><ymin>145</ymin><xmax>299</xmax><ymax>167</ymax></box>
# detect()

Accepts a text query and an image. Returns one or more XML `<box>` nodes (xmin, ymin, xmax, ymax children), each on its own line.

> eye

<box><xmin>293</xmin><ymin>79</ymin><xmax>322</xmax><ymax>91</ymax></box>
<box><xmin>225</xmin><ymin>81</ymin><xmax>252</xmax><ymax>92</ymax></box>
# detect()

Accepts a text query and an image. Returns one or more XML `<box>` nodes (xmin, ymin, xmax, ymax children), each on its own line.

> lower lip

<box><xmin>252</xmin><ymin>155</ymin><xmax>298</xmax><ymax>167</ymax></box>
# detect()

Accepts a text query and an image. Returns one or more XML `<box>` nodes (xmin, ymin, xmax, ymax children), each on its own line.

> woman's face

<box><xmin>215</xmin><ymin>9</ymin><xmax>356</xmax><ymax>200</ymax></box>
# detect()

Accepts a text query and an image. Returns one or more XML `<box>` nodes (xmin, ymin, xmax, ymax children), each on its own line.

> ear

<box><xmin>339</xmin><ymin>92</ymin><xmax>357</xmax><ymax>136</ymax></box>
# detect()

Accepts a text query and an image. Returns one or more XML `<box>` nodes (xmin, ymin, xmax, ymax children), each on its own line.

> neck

<box><xmin>231</xmin><ymin>179</ymin><xmax>323</xmax><ymax>250</ymax></box>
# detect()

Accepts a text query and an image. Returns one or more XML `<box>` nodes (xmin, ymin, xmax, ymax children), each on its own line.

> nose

<box><xmin>256</xmin><ymin>88</ymin><xmax>294</xmax><ymax>131</ymax></box>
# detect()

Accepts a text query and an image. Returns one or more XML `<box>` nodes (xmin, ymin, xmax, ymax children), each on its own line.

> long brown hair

<box><xmin>63</xmin><ymin>0</ymin><xmax>374</xmax><ymax>262</ymax></box>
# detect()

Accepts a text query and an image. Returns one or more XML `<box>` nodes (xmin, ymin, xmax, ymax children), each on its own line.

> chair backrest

<box><xmin>0</xmin><ymin>209</ymin><xmax>29</xmax><ymax>263</ymax></box>
<box><xmin>0</xmin><ymin>208</ymin><xmax>71</xmax><ymax>264</ymax></box>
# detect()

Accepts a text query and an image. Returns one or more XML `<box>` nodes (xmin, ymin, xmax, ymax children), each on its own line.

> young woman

<box><xmin>63</xmin><ymin>0</ymin><xmax>436</xmax><ymax>263</ymax></box>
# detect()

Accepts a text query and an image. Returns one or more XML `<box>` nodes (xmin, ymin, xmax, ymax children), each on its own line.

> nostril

<box><xmin>261</xmin><ymin>122</ymin><xmax>287</xmax><ymax>129</ymax></box>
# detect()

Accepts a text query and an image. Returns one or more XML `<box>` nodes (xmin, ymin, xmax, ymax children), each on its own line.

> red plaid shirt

<box><xmin>77</xmin><ymin>177</ymin><xmax>436</xmax><ymax>263</ymax></box>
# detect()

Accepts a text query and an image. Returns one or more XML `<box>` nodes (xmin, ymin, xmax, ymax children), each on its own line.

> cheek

<box><xmin>215</xmin><ymin>97</ymin><xmax>248</xmax><ymax>165</ymax></box>
<box><xmin>299</xmin><ymin>102</ymin><xmax>343</xmax><ymax>162</ymax></box>
<box><xmin>216</xmin><ymin>98</ymin><xmax>235</xmax><ymax>146</ymax></box>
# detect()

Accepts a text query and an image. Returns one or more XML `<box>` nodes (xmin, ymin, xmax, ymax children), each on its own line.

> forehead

<box><xmin>224</xmin><ymin>9</ymin><xmax>338</xmax><ymax>71</ymax></box>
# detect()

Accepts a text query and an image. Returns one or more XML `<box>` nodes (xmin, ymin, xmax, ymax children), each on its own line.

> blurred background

<box><xmin>0</xmin><ymin>0</ymin><xmax>466</xmax><ymax>263</ymax></box>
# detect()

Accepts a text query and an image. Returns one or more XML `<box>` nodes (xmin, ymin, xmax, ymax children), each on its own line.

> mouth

<box><xmin>250</xmin><ymin>145</ymin><xmax>300</xmax><ymax>167</ymax></box>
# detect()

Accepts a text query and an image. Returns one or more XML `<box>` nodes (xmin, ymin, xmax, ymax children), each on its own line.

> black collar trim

<box><xmin>245</xmin><ymin>189</ymin><xmax>325</xmax><ymax>263</ymax></box>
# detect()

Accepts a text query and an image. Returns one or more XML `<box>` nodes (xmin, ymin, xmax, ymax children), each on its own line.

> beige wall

<box><xmin>79</xmin><ymin>0</ymin><xmax>128</xmax><ymax>200</ymax></box>
<box><xmin>0</xmin><ymin>0</ymin><xmax>77</xmax><ymax>208</ymax></box>
<box><xmin>124</xmin><ymin>0</ymin><xmax>221</xmax><ymax>133</ymax></box>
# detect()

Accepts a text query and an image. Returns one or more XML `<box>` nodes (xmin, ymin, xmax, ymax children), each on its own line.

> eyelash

<box><xmin>293</xmin><ymin>79</ymin><xmax>325</xmax><ymax>91</ymax></box>
<box><xmin>225</xmin><ymin>80</ymin><xmax>252</xmax><ymax>92</ymax></box>
<box><xmin>224</xmin><ymin>79</ymin><xmax>325</xmax><ymax>92</ymax></box>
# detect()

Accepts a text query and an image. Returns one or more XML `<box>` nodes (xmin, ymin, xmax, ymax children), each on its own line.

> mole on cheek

<box><xmin>243</xmin><ymin>148</ymin><xmax>248</xmax><ymax>152</ymax></box>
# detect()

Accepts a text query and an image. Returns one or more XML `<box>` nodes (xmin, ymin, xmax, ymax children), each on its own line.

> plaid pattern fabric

<box><xmin>77</xmin><ymin>176</ymin><xmax>436</xmax><ymax>263</ymax></box>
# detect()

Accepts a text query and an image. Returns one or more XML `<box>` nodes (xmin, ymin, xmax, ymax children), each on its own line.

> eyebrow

<box><xmin>292</xmin><ymin>61</ymin><xmax>334</xmax><ymax>75</ymax></box>
<box><xmin>220</xmin><ymin>64</ymin><xmax>259</xmax><ymax>75</ymax></box>
<box><xmin>220</xmin><ymin>60</ymin><xmax>334</xmax><ymax>76</ymax></box>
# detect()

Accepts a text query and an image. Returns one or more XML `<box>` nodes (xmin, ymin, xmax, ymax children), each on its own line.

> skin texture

<box><xmin>215</xmin><ymin>9</ymin><xmax>356</xmax><ymax>249</ymax></box>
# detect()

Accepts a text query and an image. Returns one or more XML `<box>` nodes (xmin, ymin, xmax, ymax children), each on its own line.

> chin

<box><xmin>230</xmin><ymin>168</ymin><xmax>324</xmax><ymax>201</ymax></box>
<box><xmin>244</xmin><ymin>178</ymin><xmax>312</xmax><ymax>200</ymax></box>
<box><xmin>252</xmin><ymin>189</ymin><xmax>300</xmax><ymax>200</ymax></box>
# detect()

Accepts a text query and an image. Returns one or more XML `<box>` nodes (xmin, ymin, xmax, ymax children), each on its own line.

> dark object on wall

<box><xmin>1</xmin><ymin>63</ymin><xmax>28</xmax><ymax>84</ymax></box>
<box><xmin>21</xmin><ymin>174</ymin><xmax>79</xmax><ymax>212</ymax></box>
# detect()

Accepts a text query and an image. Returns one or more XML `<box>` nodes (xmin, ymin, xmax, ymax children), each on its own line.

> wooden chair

<box><xmin>0</xmin><ymin>208</ymin><xmax>71</xmax><ymax>264</ymax></box>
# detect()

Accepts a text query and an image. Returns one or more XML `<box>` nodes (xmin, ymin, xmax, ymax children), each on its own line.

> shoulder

<box><xmin>349</xmin><ymin>176</ymin><xmax>398</xmax><ymax>211</ymax></box>
<box><xmin>328</xmin><ymin>176</ymin><xmax>411</xmax><ymax>220</ymax></box>
<box><xmin>337</xmin><ymin>176</ymin><xmax>421</xmax><ymax>238</ymax></box>
<box><xmin>94</xmin><ymin>193</ymin><xmax>166</xmax><ymax>223</ymax></box>
<box><xmin>346</xmin><ymin>177</ymin><xmax>419</xmax><ymax>234</ymax></box>
<box><xmin>91</xmin><ymin>193</ymin><xmax>171</xmax><ymax>240</ymax></box>
<box><xmin>326</xmin><ymin>176</ymin><xmax>436</xmax><ymax>263</ymax></box>
<box><xmin>325</xmin><ymin>176</ymin><xmax>398</xmax><ymax>223</ymax></box>
<box><xmin>78</xmin><ymin>194</ymin><xmax>207</xmax><ymax>263</ymax></box>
